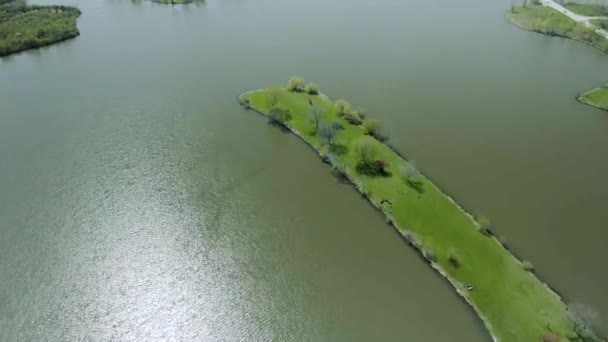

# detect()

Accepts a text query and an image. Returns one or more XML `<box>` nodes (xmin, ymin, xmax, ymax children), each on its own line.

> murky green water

<box><xmin>1</xmin><ymin>0</ymin><xmax>607</xmax><ymax>339</ymax></box>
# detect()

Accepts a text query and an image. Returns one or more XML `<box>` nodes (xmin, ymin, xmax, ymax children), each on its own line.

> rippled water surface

<box><xmin>1</xmin><ymin>0</ymin><xmax>607</xmax><ymax>340</ymax></box>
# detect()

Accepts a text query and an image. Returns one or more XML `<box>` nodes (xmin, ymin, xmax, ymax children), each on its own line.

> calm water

<box><xmin>1</xmin><ymin>0</ymin><xmax>607</xmax><ymax>340</ymax></box>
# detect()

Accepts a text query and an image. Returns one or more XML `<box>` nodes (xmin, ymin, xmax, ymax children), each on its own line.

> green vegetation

<box><xmin>564</xmin><ymin>3</ymin><xmax>608</xmax><ymax>17</ymax></box>
<box><xmin>240</xmin><ymin>79</ymin><xmax>604</xmax><ymax>342</ymax></box>
<box><xmin>578</xmin><ymin>84</ymin><xmax>608</xmax><ymax>110</ymax></box>
<box><xmin>0</xmin><ymin>0</ymin><xmax>80</xmax><ymax>57</ymax></box>
<box><xmin>506</xmin><ymin>5</ymin><xmax>608</xmax><ymax>53</ymax></box>
<box><xmin>305</xmin><ymin>82</ymin><xmax>319</xmax><ymax>95</ymax></box>
<box><xmin>287</xmin><ymin>76</ymin><xmax>305</xmax><ymax>92</ymax></box>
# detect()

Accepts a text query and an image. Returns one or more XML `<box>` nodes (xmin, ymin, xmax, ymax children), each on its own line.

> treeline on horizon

<box><xmin>0</xmin><ymin>0</ymin><xmax>80</xmax><ymax>57</ymax></box>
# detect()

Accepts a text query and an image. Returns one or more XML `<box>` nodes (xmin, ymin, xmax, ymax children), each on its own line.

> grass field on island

<box><xmin>579</xmin><ymin>85</ymin><xmax>608</xmax><ymax>111</ymax></box>
<box><xmin>240</xmin><ymin>83</ymin><xmax>587</xmax><ymax>341</ymax></box>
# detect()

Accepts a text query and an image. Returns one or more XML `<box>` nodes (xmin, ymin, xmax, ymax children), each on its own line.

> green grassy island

<box><xmin>239</xmin><ymin>78</ymin><xmax>603</xmax><ymax>342</ymax></box>
<box><xmin>578</xmin><ymin>85</ymin><xmax>608</xmax><ymax>111</ymax></box>
<box><xmin>0</xmin><ymin>0</ymin><xmax>80</xmax><ymax>57</ymax></box>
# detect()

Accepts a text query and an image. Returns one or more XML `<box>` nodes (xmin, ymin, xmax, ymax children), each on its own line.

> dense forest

<box><xmin>0</xmin><ymin>0</ymin><xmax>80</xmax><ymax>57</ymax></box>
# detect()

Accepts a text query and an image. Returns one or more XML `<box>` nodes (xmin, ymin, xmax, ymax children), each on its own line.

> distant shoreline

<box><xmin>0</xmin><ymin>1</ymin><xmax>81</xmax><ymax>58</ymax></box>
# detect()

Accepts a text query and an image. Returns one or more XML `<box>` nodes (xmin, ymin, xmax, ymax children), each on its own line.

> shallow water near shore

<box><xmin>1</xmin><ymin>0</ymin><xmax>607</xmax><ymax>339</ymax></box>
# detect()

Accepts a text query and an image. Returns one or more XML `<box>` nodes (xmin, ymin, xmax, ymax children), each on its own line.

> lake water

<box><xmin>1</xmin><ymin>0</ymin><xmax>607</xmax><ymax>340</ymax></box>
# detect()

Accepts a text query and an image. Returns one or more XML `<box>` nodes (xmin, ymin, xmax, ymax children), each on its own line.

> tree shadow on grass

<box><xmin>329</xmin><ymin>143</ymin><xmax>348</xmax><ymax>155</ymax></box>
<box><xmin>356</xmin><ymin>162</ymin><xmax>392</xmax><ymax>178</ymax></box>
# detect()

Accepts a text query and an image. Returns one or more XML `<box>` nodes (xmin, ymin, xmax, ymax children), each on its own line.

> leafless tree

<box><xmin>317</xmin><ymin>122</ymin><xmax>338</xmax><ymax>146</ymax></box>
<box><xmin>355</xmin><ymin>137</ymin><xmax>378</xmax><ymax>167</ymax></box>
<box><xmin>308</xmin><ymin>106</ymin><xmax>323</xmax><ymax>132</ymax></box>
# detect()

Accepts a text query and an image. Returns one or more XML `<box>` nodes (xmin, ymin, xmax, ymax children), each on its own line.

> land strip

<box><xmin>239</xmin><ymin>82</ymin><xmax>601</xmax><ymax>341</ymax></box>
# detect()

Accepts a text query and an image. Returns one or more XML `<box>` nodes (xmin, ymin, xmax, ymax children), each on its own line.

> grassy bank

<box><xmin>564</xmin><ymin>3</ymin><xmax>608</xmax><ymax>17</ymax></box>
<box><xmin>0</xmin><ymin>0</ymin><xmax>80</xmax><ymax>57</ymax></box>
<box><xmin>239</xmin><ymin>80</ymin><xmax>603</xmax><ymax>342</ymax></box>
<box><xmin>506</xmin><ymin>5</ymin><xmax>608</xmax><ymax>52</ymax></box>
<box><xmin>578</xmin><ymin>85</ymin><xmax>608</xmax><ymax>110</ymax></box>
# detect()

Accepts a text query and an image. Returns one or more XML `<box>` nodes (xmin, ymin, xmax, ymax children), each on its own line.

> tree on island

<box><xmin>305</xmin><ymin>82</ymin><xmax>319</xmax><ymax>95</ymax></box>
<box><xmin>266</xmin><ymin>87</ymin><xmax>282</xmax><ymax>108</ymax></box>
<box><xmin>308</xmin><ymin>105</ymin><xmax>324</xmax><ymax>133</ymax></box>
<box><xmin>335</xmin><ymin>99</ymin><xmax>351</xmax><ymax>116</ymax></box>
<box><xmin>355</xmin><ymin>137</ymin><xmax>390</xmax><ymax>176</ymax></box>
<box><xmin>287</xmin><ymin>77</ymin><xmax>305</xmax><ymax>92</ymax></box>
<box><xmin>363</xmin><ymin>118</ymin><xmax>383</xmax><ymax>137</ymax></box>
<box><xmin>269</xmin><ymin>106</ymin><xmax>292</xmax><ymax>125</ymax></box>
<box><xmin>317</xmin><ymin>122</ymin><xmax>339</xmax><ymax>146</ymax></box>
<box><xmin>356</xmin><ymin>136</ymin><xmax>378</xmax><ymax>168</ymax></box>
<box><xmin>343</xmin><ymin>108</ymin><xmax>363</xmax><ymax>125</ymax></box>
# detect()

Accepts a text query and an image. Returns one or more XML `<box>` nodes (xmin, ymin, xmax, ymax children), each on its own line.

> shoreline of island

<box><xmin>238</xmin><ymin>82</ymin><xmax>603</xmax><ymax>341</ymax></box>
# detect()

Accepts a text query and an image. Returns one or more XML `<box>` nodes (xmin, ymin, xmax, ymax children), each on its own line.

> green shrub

<box><xmin>522</xmin><ymin>260</ymin><xmax>534</xmax><ymax>272</ymax></box>
<box><xmin>363</xmin><ymin>118</ymin><xmax>382</xmax><ymax>136</ymax></box>
<box><xmin>287</xmin><ymin>77</ymin><xmax>305</xmax><ymax>92</ymax></box>
<box><xmin>269</xmin><ymin>106</ymin><xmax>292</xmax><ymax>125</ymax></box>
<box><xmin>335</xmin><ymin>99</ymin><xmax>351</xmax><ymax>116</ymax></box>
<box><xmin>266</xmin><ymin>87</ymin><xmax>282</xmax><ymax>107</ymax></box>
<box><xmin>305</xmin><ymin>82</ymin><xmax>319</xmax><ymax>95</ymax></box>
<box><xmin>423</xmin><ymin>248</ymin><xmax>437</xmax><ymax>262</ymax></box>
<box><xmin>343</xmin><ymin>109</ymin><xmax>363</xmax><ymax>125</ymax></box>
<box><xmin>477</xmin><ymin>216</ymin><xmax>492</xmax><ymax>236</ymax></box>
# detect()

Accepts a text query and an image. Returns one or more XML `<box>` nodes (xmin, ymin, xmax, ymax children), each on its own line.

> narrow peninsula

<box><xmin>506</xmin><ymin>1</ymin><xmax>608</xmax><ymax>112</ymax></box>
<box><xmin>0</xmin><ymin>0</ymin><xmax>81</xmax><ymax>57</ymax></box>
<box><xmin>239</xmin><ymin>78</ymin><xmax>603</xmax><ymax>342</ymax></box>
